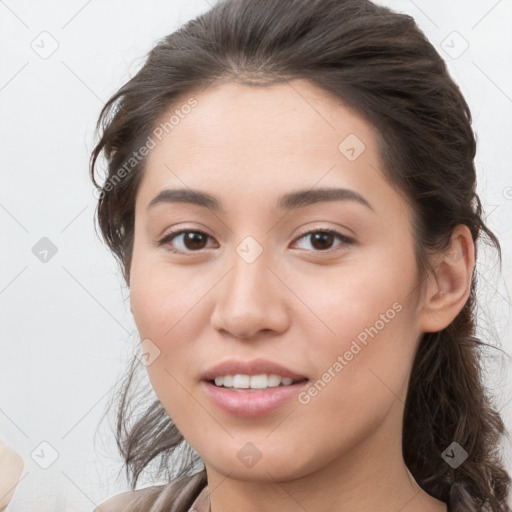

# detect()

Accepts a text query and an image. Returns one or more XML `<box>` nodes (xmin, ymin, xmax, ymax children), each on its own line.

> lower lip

<box><xmin>201</xmin><ymin>380</ymin><xmax>309</xmax><ymax>417</ymax></box>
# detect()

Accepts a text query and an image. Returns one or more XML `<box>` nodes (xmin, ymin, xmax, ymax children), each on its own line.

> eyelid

<box><xmin>290</xmin><ymin>227</ymin><xmax>354</xmax><ymax>252</ymax></box>
<box><xmin>157</xmin><ymin>226</ymin><xmax>217</xmax><ymax>253</ymax></box>
<box><xmin>293</xmin><ymin>225</ymin><xmax>354</xmax><ymax>243</ymax></box>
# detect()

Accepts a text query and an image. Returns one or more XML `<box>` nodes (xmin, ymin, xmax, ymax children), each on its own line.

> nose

<box><xmin>209</xmin><ymin>246</ymin><xmax>290</xmax><ymax>340</ymax></box>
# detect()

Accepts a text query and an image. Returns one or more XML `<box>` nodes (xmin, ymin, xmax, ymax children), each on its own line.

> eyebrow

<box><xmin>147</xmin><ymin>187</ymin><xmax>375</xmax><ymax>213</ymax></box>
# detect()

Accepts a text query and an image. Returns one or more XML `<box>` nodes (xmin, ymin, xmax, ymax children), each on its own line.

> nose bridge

<box><xmin>231</xmin><ymin>235</ymin><xmax>271</xmax><ymax>298</ymax></box>
<box><xmin>210</xmin><ymin>235</ymin><xmax>288</xmax><ymax>338</ymax></box>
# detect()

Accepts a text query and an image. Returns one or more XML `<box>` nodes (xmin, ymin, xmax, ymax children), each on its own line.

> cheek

<box><xmin>129</xmin><ymin>258</ymin><xmax>205</xmax><ymax>340</ymax></box>
<box><xmin>288</xmin><ymin>306</ymin><xmax>416</xmax><ymax>475</ymax></box>
<box><xmin>293</xmin><ymin>250</ymin><xmax>418</xmax><ymax>415</ymax></box>
<box><xmin>129</xmin><ymin>259</ymin><xmax>212</xmax><ymax>428</ymax></box>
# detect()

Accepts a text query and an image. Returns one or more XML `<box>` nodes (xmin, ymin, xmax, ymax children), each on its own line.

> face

<box><xmin>129</xmin><ymin>79</ymin><xmax>427</xmax><ymax>482</ymax></box>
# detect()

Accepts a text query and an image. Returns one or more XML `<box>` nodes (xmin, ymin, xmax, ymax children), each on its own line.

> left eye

<box><xmin>158</xmin><ymin>228</ymin><xmax>353</xmax><ymax>254</ymax></box>
<box><xmin>292</xmin><ymin>228</ymin><xmax>353</xmax><ymax>252</ymax></box>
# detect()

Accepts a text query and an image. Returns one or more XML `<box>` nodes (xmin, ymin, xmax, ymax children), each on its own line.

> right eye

<box><xmin>158</xmin><ymin>229</ymin><xmax>217</xmax><ymax>254</ymax></box>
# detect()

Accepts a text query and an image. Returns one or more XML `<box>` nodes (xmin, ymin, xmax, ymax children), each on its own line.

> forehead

<box><xmin>149</xmin><ymin>79</ymin><xmax>376</xmax><ymax>157</ymax></box>
<box><xmin>136</xmin><ymin>79</ymin><xmax>406</xmax><ymax>221</ymax></box>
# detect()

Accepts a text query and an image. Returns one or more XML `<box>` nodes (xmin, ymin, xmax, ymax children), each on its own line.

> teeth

<box><xmin>233</xmin><ymin>374</ymin><xmax>250</xmax><ymax>388</ymax></box>
<box><xmin>267</xmin><ymin>375</ymin><xmax>282</xmax><ymax>387</ymax></box>
<box><xmin>213</xmin><ymin>374</ymin><xmax>297</xmax><ymax>389</ymax></box>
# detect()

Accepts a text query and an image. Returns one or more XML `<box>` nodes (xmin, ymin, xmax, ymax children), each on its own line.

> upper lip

<box><xmin>202</xmin><ymin>358</ymin><xmax>308</xmax><ymax>381</ymax></box>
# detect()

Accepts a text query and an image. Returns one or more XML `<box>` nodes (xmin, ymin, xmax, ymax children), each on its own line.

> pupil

<box><xmin>185</xmin><ymin>232</ymin><xmax>207</xmax><ymax>250</ymax></box>
<box><xmin>312</xmin><ymin>232</ymin><xmax>333</xmax><ymax>250</ymax></box>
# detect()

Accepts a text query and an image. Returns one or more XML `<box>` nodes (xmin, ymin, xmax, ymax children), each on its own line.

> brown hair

<box><xmin>90</xmin><ymin>0</ymin><xmax>511</xmax><ymax>510</ymax></box>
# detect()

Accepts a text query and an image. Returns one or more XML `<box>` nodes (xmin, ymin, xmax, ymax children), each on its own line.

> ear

<box><xmin>417</xmin><ymin>224</ymin><xmax>476</xmax><ymax>333</ymax></box>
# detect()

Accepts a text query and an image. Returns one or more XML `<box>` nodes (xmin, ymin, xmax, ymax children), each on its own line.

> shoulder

<box><xmin>93</xmin><ymin>486</ymin><xmax>162</xmax><ymax>512</ymax></box>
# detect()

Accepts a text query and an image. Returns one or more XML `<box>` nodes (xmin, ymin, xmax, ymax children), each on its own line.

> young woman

<box><xmin>90</xmin><ymin>0</ymin><xmax>511</xmax><ymax>511</ymax></box>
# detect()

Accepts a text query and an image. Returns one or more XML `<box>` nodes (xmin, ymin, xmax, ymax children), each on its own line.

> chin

<box><xmin>201</xmin><ymin>441</ymin><xmax>316</xmax><ymax>482</ymax></box>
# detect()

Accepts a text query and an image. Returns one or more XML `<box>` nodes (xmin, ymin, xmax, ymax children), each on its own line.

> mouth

<box><xmin>201</xmin><ymin>359</ymin><xmax>309</xmax><ymax>417</ymax></box>
<box><xmin>202</xmin><ymin>357</ymin><xmax>308</xmax><ymax>383</ymax></box>
<box><xmin>207</xmin><ymin>374</ymin><xmax>308</xmax><ymax>392</ymax></box>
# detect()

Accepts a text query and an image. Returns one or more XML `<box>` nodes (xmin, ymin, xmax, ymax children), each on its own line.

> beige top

<box><xmin>188</xmin><ymin>485</ymin><xmax>210</xmax><ymax>512</ymax></box>
<box><xmin>187</xmin><ymin>485</ymin><xmax>451</xmax><ymax>511</ymax></box>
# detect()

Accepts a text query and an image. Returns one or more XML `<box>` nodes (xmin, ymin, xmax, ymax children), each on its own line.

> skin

<box><xmin>128</xmin><ymin>79</ymin><xmax>474</xmax><ymax>512</ymax></box>
<box><xmin>0</xmin><ymin>442</ymin><xmax>24</xmax><ymax>511</ymax></box>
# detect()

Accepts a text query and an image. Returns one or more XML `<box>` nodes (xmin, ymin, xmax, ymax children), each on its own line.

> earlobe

<box><xmin>418</xmin><ymin>225</ymin><xmax>475</xmax><ymax>333</ymax></box>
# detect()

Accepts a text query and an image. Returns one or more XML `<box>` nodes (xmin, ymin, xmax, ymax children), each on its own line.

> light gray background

<box><xmin>1</xmin><ymin>0</ymin><xmax>511</xmax><ymax>510</ymax></box>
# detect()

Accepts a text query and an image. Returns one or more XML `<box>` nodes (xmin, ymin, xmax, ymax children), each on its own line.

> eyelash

<box><xmin>157</xmin><ymin>227</ymin><xmax>354</xmax><ymax>255</ymax></box>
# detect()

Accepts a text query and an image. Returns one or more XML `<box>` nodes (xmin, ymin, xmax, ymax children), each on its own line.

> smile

<box><xmin>212</xmin><ymin>374</ymin><xmax>302</xmax><ymax>390</ymax></box>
